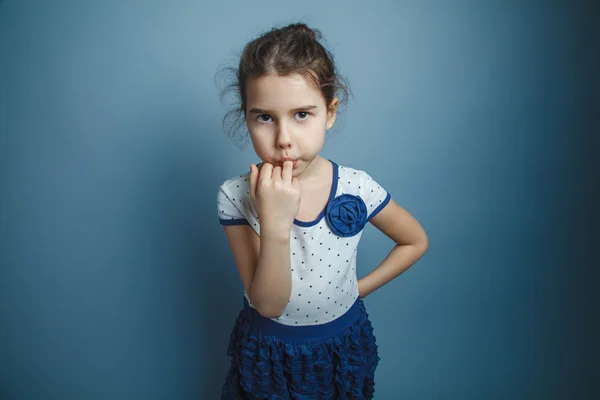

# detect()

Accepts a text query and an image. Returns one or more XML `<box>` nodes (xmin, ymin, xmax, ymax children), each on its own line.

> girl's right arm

<box><xmin>223</xmin><ymin>224</ymin><xmax>292</xmax><ymax>318</ymax></box>
<box><xmin>222</xmin><ymin>161</ymin><xmax>300</xmax><ymax>318</ymax></box>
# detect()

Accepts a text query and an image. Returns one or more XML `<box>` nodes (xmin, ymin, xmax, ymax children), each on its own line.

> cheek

<box><xmin>304</xmin><ymin>124</ymin><xmax>326</xmax><ymax>148</ymax></box>
<box><xmin>248</xmin><ymin>130</ymin><xmax>272</xmax><ymax>158</ymax></box>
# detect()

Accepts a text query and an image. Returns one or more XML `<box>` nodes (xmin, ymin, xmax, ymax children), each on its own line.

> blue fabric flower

<box><xmin>325</xmin><ymin>194</ymin><xmax>368</xmax><ymax>237</ymax></box>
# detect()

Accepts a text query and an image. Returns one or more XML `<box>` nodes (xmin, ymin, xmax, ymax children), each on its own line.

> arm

<box><xmin>223</xmin><ymin>225</ymin><xmax>292</xmax><ymax>318</ymax></box>
<box><xmin>222</xmin><ymin>161</ymin><xmax>300</xmax><ymax>318</ymax></box>
<box><xmin>358</xmin><ymin>199</ymin><xmax>429</xmax><ymax>298</ymax></box>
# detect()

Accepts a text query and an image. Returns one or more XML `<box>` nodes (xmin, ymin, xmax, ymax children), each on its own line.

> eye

<box><xmin>257</xmin><ymin>114</ymin><xmax>272</xmax><ymax>123</ymax></box>
<box><xmin>295</xmin><ymin>111</ymin><xmax>310</xmax><ymax>121</ymax></box>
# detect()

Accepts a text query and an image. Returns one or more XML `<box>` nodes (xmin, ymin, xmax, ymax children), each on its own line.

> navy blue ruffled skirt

<box><xmin>221</xmin><ymin>296</ymin><xmax>380</xmax><ymax>399</ymax></box>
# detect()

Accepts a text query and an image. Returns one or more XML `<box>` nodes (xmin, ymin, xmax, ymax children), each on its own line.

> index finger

<box><xmin>281</xmin><ymin>160</ymin><xmax>293</xmax><ymax>182</ymax></box>
<box><xmin>259</xmin><ymin>163</ymin><xmax>273</xmax><ymax>181</ymax></box>
<box><xmin>249</xmin><ymin>164</ymin><xmax>258</xmax><ymax>201</ymax></box>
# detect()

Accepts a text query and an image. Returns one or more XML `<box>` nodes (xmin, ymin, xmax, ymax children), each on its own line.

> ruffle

<box><xmin>221</xmin><ymin>300</ymin><xmax>379</xmax><ymax>399</ymax></box>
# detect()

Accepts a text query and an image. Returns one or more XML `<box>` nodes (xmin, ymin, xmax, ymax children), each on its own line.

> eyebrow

<box><xmin>247</xmin><ymin>105</ymin><xmax>318</xmax><ymax>114</ymax></box>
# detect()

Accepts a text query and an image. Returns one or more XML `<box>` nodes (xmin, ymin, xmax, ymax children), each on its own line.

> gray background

<box><xmin>1</xmin><ymin>0</ymin><xmax>598</xmax><ymax>398</ymax></box>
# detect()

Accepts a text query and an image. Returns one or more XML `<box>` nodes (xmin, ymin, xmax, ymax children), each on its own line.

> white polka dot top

<box><xmin>216</xmin><ymin>160</ymin><xmax>391</xmax><ymax>326</ymax></box>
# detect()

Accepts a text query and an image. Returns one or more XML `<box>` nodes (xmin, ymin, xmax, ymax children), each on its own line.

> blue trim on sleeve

<box><xmin>220</xmin><ymin>218</ymin><xmax>250</xmax><ymax>226</ymax></box>
<box><xmin>367</xmin><ymin>192</ymin><xmax>391</xmax><ymax>221</ymax></box>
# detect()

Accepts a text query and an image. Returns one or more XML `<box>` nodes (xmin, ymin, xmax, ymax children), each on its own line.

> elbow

<box><xmin>418</xmin><ymin>233</ymin><xmax>429</xmax><ymax>255</ymax></box>
<box><xmin>406</xmin><ymin>232</ymin><xmax>428</xmax><ymax>257</ymax></box>
<box><xmin>248</xmin><ymin>285</ymin><xmax>289</xmax><ymax>319</ymax></box>
<box><xmin>259</xmin><ymin>309</ymin><xmax>284</xmax><ymax>319</ymax></box>
<box><xmin>249</xmin><ymin>295</ymin><xmax>286</xmax><ymax>318</ymax></box>
<box><xmin>255</xmin><ymin>305</ymin><xmax>284</xmax><ymax>319</ymax></box>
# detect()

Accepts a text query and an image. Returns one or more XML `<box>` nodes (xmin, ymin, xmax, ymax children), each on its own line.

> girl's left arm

<box><xmin>358</xmin><ymin>199</ymin><xmax>428</xmax><ymax>298</ymax></box>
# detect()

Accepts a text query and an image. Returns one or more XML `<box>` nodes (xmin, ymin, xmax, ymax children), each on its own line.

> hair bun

<box><xmin>289</xmin><ymin>23</ymin><xmax>318</xmax><ymax>40</ymax></box>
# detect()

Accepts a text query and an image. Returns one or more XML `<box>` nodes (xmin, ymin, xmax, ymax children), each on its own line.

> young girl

<box><xmin>216</xmin><ymin>22</ymin><xmax>428</xmax><ymax>399</ymax></box>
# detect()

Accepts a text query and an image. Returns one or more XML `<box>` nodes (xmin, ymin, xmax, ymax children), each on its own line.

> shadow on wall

<box><xmin>131</xmin><ymin>110</ymin><xmax>242</xmax><ymax>398</ymax></box>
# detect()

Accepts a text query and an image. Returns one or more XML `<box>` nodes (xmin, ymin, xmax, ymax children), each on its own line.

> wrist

<box><xmin>260</xmin><ymin>221</ymin><xmax>293</xmax><ymax>239</ymax></box>
<box><xmin>260</xmin><ymin>229</ymin><xmax>291</xmax><ymax>243</ymax></box>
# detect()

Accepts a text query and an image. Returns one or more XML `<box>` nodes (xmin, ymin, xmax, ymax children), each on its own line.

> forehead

<box><xmin>245</xmin><ymin>73</ymin><xmax>325</xmax><ymax>110</ymax></box>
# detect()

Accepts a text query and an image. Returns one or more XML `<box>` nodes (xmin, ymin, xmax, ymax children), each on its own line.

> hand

<box><xmin>249</xmin><ymin>161</ymin><xmax>301</xmax><ymax>236</ymax></box>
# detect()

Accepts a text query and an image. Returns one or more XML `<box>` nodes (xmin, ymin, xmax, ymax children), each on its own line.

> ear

<box><xmin>326</xmin><ymin>97</ymin><xmax>339</xmax><ymax>130</ymax></box>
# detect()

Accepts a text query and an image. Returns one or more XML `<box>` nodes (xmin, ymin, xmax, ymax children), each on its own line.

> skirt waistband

<box><xmin>242</xmin><ymin>296</ymin><xmax>362</xmax><ymax>342</ymax></box>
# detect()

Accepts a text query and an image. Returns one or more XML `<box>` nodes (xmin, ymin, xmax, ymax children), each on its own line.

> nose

<box><xmin>276</xmin><ymin>123</ymin><xmax>292</xmax><ymax>149</ymax></box>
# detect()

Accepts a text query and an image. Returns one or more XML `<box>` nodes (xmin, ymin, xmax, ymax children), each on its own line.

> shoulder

<box><xmin>217</xmin><ymin>171</ymin><xmax>252</xmax><ymax>210</ymax></box>
<box><xmin>217</xmin><ymin>171</ymin><xmax>258</xmax><ymax>227</ymax></box>
<box><xmin>333</xmin><ymin>161</ymin><xmax>391</xmax><ymax>219</ymax></box>
<box><xmin>334</xmin><ymin>162</ymin><xmax>381</xmax><ymax>189</ymax></box>
<box><xmin>219</xmin><ymin>172</ymin><xmax>251</xmax><ymax>190</ymax></box>
<box><xmin>218</xmin><ymin>172</ymin><xmax>251</xmax><ymax>196</ymax></box>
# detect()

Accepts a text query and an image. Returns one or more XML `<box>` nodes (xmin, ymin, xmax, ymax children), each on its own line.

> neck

<box><xmin>297</xmin><ymin>156</ymin><xmax>329</xmax><ymax>185</ymax></box>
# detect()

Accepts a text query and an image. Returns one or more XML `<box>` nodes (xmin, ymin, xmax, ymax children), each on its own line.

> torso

<box><xmin>218</xmin><ymin>160</ymin><xmax>390</xmax><ymax>326</ymax></box>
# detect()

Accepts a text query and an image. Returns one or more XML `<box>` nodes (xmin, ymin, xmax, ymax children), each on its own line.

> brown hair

<box><xmin>216</xmin><ymin>22</ymin><xmax>351</xmax><ymax>147</ymax></box>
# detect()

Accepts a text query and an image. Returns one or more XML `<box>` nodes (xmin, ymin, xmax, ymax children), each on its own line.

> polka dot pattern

<box><xmin>218</xmin><ymin>162</ymin><xmax>390</xmax><ymax>326</ymax></box>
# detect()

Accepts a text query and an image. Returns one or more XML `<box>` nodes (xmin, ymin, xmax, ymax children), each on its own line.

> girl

<box><xmin>216</xmin><ymin>23</ymin><xmax>428</xmax><ymax>399</ymax></box>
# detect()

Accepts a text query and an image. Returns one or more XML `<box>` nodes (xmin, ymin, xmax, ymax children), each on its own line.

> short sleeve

<box><xmin>362</xmin><ymin>172</ymin><xmax>391</xmax><ymax>221</ymax></box>
<box><xmin>217</xmin><ymin>185</ymin><xmax>249</xmax><ymax>226</ymax></box>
